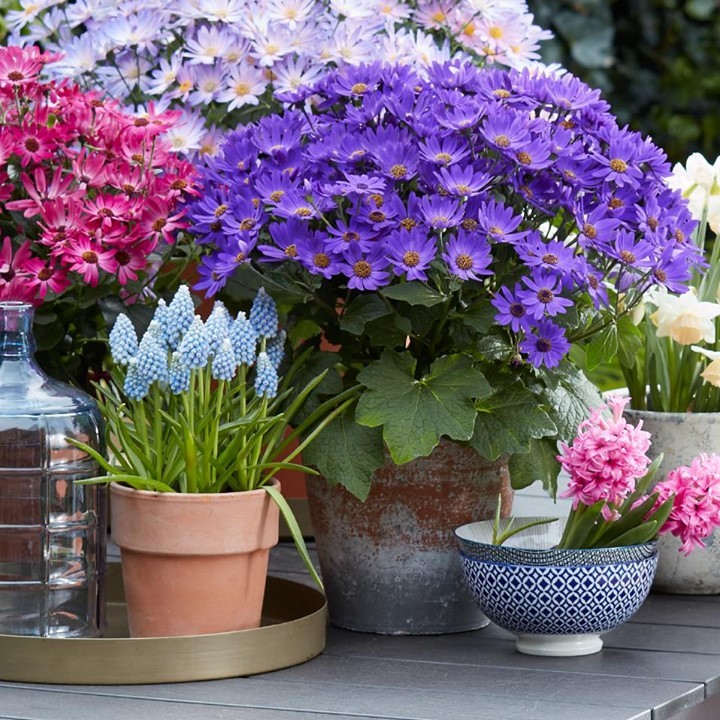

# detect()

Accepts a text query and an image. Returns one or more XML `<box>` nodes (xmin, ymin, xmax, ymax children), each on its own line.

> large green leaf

<box><xmin>541</xmin><ymin>363</ymin><xmax>602</xmax><ymax>442</ymax></box>
<box><xmin>302</xmin><ymin>409</ymin><xmax>384</xmax><ymax>501</ymax></box>
<box><xmin>356</xmin><ymin>351</ymin><xmax>490</xmax><ymax>464</ymax></box>
<box><xmin>584</xmin><ymin>323</ymin><xmax>618</xmax><ymax>371</ymax></box>
<box><xmin>461</xmin><ymin>301</ymin><xmax>497</xmax><ymax>334</ymax></box>
<box><xmin>470</xmin><ymin>384</ymin><xmax>558</xmax><ymax>461</ymax></box>
<box><xmin>339</xmin><ymin>294</ymin><xmax>392</xmax><ymax>335</ymax></box>
<box><xmin>381</xmin><ymin>282</ymin><xmax>446</xmax><ymax>306</ymax></box>
<box><xmin>508</xmin><ymin>438</ymin><xmax>562</xmax><ymax>495</ymax></box>
<box><xmin>616</xmin><ymin>314</ymin><xmax>642</xmax><ymax>369</ymax></box>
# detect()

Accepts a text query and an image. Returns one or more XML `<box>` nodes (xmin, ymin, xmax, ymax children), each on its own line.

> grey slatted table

<box><xmin>1</xmin><ymin>544</ymin><xmax>720</xmax><ymax>720</ymax></box>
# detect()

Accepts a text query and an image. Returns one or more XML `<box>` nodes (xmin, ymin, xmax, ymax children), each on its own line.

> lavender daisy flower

<box><xmin>386</xmin><ymin>228</ymin><xmax>436</xmax><ymax>281</ymax></box>
<box><xmin>436</xmin><ymin>165</ymin><xmax>492</xmax><ymax>197</ymax></box>
<box><xmin>340</xmin><ymin>244</ymin><xmax>391</xmax><ymax>291</ymax></box>
<box><xmin>520</xmin><ymin>320</ymin><xmax>571</xmax><ymax>369</ymax></box>
<box><xmin>109</xmin><ymin>314</ymin><xmax>138</xmax><ymax>365</ymax></box>
<box><xmin>418</xmin><ymin>136</ymin><xmax>471</xmax><ymax>167</ymax></box>
<box><xmin>479</xmin><ymin>112</ymin><xmax>530</xmax><ymax>152</ymax></box>
<box><xmin>257</xmin><ymin>220</ymin><xmax>310</xmax><ymax>263</ymax></box>
<box><xmin>249</xmin><ymin>288</ymin><xmax>278</xmax><ymax>339</ymax></box>
<box><xmin>297</xmin><ymin>233</ymin><xmax>342</xmax><ymax>279</ymax></box>
<box><xmin>477</xmin><ymin>200</ymin><xmax>529</xmax><ymax>244</ymax></box>
<box><xmin>419</xmin><ymin>196</ymin><xmax>465</xmax><ymax>229</ymax></box>
<box><xmin>177</xmin><ymin>317</ymin><xmax>211</xmax><ymax>370</ymax></box>
<box><xmin>442</xmin><ymin>231</ymin><xmax>492</xmax><ymax>281</ymax></box>
<box><xmin>254</xmin><ymin>351</ymin><xmax>279</xmax><ymax>399</ymax></box>
<box><xmin>325</xmin><ymin>220</ymin><xmax>377</xmax><ymax>255</ymax></box>
<box><xmin>518</xmin><ymin>271</ymin><xmax>574</xmax><ymax>320</ymax></box>
<box><xmin>331</xmin><ymin>173</ymin><xmax>387</xmax><ymax>197</ymax></box>
<box><xmin>516</xmin><ymin>236</ymin><xmax>578</xmax><ymax>275</ymax></box>
<box><xmin>492</xmin><ymin>286</ymin><xmax>531</xmax><ymax>333</ymax></box>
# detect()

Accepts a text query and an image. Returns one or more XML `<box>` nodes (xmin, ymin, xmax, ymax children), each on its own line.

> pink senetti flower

<box><xmin>558</xmin><ymin>395</ymin><xmax>652</xmax><ymax>517</ymax></box>
<box><xmin>654</xmin><ymin>454</ymin><xmax>720</xmax><ymax>555</ymax></box>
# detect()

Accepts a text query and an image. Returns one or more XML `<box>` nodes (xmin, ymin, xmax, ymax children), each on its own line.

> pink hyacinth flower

<box><xmin>558</xmin><ymin>395</ymin><xmax>652</xmax><ymax>515</ymax></box>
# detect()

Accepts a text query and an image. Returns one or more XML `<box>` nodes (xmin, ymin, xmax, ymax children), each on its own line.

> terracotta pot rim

<box><xmin>109</xmin><ymin>479</ymin><xmax>280</xmax><ymax>503</ymax></box>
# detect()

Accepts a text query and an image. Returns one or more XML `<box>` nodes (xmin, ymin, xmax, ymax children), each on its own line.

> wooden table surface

<box><xmin>2</xmin><ymin>543</ymin><xmax>720</xmax><ymax>720</ymax></box>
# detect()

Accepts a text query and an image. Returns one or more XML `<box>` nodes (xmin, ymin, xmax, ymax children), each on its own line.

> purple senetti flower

<box><xmin>520</xmin><ymin>320</ymin><xmax>571</xmax><ymax>368</ymax></box>
<box><xmin>340</xmin><ymin>244</ymin><xmax>391</xmax><ymax>291</ymax></box>
<box><xmin>325</xmin><ymin>219</ymin><xmax>377</xmax><ymax>254</ymax></box>
<box><xmin>436</xmin><ymin>165</ymin><xmax>492</xmax><ymax>197</ymax></box>
<box><xmin>516</xmin><ymin>234</ymin><xmax>578</xmax><ymax>275</ymax></box>
<box><xmin>419</xmin><ymin>196</ymin><xmax>465</xmax><ymax>229</ymax></box>
<box><xmin>442</xmin><ymin>230</ymin><xmax>493</xmax><ymax>281</ymax></box>
<box><xmin>492</xmin><ymin>285</ymin><xmax>530</xmax><ymax>332</ymax></box>
<box><xmin>297</xmin><ymin>233</ymin><xmax>342</xmax><ymax>279</ymax></box>
<box><xmin>330</xmin><ymin>173</ymin><xmax>386</xmax><ymax>197</ymax></box>
<box><xmin>386</xmin><ymin>228</ymin><xmax>436</xmax><ymax>281</ymax></box>
<box><xmin>257</xmin><ymin>219</ymin><xmax>309</xmax><ymax>263</ymax></box>
<box><xmin>518</xmin><ymin>271</ymin><xmax>574</xmax><ymax>319</ymax></box>
<box><xmin>418</xmin><ymin>136</ymin><xmax>471</xmax><ymax>168</ymax></box>
<box><xmin>477</xmin><ymin>199</ymin><xmax>529</xmax><ymax>243</ymax></box>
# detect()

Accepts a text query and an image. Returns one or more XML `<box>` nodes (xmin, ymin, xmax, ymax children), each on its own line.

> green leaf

<box><xmin>541</xmin><ymin>363</ymin><xmax>602</xmax><ymax>442</ymax></box>
<box><xmin>475</xmin><ymin>333</ymin><xmax>513</xmax><ymax>360</ymax></box>
<box><xmin>264</xmin><ymin>484</ymin><xmax>323</xmax><ymax>591</ymax></box>
<box><xmin>339</xmin><ymin>294</ymin><xmax>391</xmax><ymax>335</ymax></box>
<box><xmin>470</xmin><ymin>384</ymin><xmax>558</xmax><ymax>461</ymax></box>
<box><xmin>364</xmin><ymin>313</ymin><xmax>412</xmax><ymax>348</ymax></box>
<box><xmin>461</xmin><ymin>300</ymin><xmax>497</xmax><ymax>334</ymax></box>
<box><xmin>302</xmin><ymin>407</ymin><xmax>385</xmax><ymax>501</ymax></box>
<box><xmin>508</xmin><ymin>438</ymin><xmax>561</xmax><ymax>495</ymax></box>
<box><xmin>381</xmin><ymin>282</ymin><xmax>446</xmax><ymax>306</ymax></box>
<box><xmin>356</xmin><ymin>351</ymin><xmax>490</xmax><ymax>465</ymax></box>
<box><xmin>585</xmin><ymin>323</ymin><xmax>618</xmax><ymax>371</ymax></box>
<box><xmin>616</xmin><ymin>314</ymin><xmax>642</xmax><ymax>369</ymax></box>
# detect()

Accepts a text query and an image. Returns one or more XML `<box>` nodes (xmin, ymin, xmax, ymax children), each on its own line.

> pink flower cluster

<box><xmin>559</xmin><ymin>396</ymin><xmax>652</xmax><ymax>518</ymax></box>
<box><xmin>654</xmin><ymin>454</ymin><xmax>720</xmax><ymax>555</ymax></box>
<box><xmin>0</xmin><ymin>45</ymin><xmax>197</xmax><ymax>303</ymax></box>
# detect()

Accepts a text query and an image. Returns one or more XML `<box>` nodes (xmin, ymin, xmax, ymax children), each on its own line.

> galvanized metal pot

<box><xmin>306</xmin><ymin>440</ymin><xmax>512</xmax><ymax>634</ymax></box>
<box><xmin>624</xmin><ymin>408</ymin><xmax>720</xmax><ymax>594</ymax></box>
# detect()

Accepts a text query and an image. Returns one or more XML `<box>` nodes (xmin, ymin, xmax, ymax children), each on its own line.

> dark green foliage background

<box><xmin>529</xmin><ymin>0</ymin><xmax>720</xmax><ymax>163</ymax></box>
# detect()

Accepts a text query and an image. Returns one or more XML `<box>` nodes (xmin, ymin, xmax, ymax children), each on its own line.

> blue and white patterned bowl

<box><xmin>455</xmin><ymin>519</ymin><xmax>658</xmax><ymax>656</ymax></box>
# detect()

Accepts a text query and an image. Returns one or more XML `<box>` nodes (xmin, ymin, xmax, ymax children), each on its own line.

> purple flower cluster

<box><xmin>189</xmin><ymin>61</ymin><xmax>701</xmax><ymax>369</ymax></box>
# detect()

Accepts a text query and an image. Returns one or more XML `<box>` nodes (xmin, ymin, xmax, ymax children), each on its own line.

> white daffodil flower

<box><xmin>691</xmin><ymin>345</ymin><xmax>720</xmax><ymax>388</ymax></box>
<box><xmin>650</xmin><ymin>289</ymin><xmax>720</xmax><ymax>345</ymax></box>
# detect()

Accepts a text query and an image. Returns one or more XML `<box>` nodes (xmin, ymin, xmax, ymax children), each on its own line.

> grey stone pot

<box><xmin>624</xmin><ymin>407</ymin><xmax>720</xmax><ymax>594</ymax></box>
<box><xmin>306</xmin><ymin>440</ymin><xmax>513</xmax><ymax>634</ymax></box>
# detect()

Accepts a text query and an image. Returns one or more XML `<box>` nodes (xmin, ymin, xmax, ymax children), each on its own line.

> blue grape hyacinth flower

<box><xmin>109</xmin><ymin>314</ymin><xmax>138</xmax><ymax>365</ymax></box>
<box><xmin>230</xmin><ymin>311</ymin><xmax>258</xmax><ymax>366</ymax></box>
<box><xmin>249</xmin><ymin>287</ymin><xmax>278</xmax><ymax>339</ymax></box>
<box><xmin>165</xmin><ymin>285</ymin><xmax>196</xmax><ymax>349</ymax></box>
<box><xmin>177</xmin><ymin>316</ymin><xmax>211</xmax><ymax>370</ymax></box>
<box><xmin>212</xmin><ymin>338</ymin><xmax>237</xmax><ymax>381</ymax></box>
<box><xmin>168</xmin><ymin>351</ymin><xmax>191</xmax><ymax>394</ymax></box>
<box><xmin>254</xmin><ymin>351</ymin><xmax>279</xmax><ymax>398</ymax></box>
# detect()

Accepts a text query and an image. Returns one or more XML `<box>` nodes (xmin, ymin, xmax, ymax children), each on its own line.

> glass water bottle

<box><xmin>0</xmin><ymin>302</ymin><xmax>106</xmax><ymax>637</ymax></box>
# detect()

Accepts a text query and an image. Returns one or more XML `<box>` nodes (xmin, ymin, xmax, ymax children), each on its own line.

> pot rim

<box><xmin>109</xmin><ymin>478</ymin><xmax>280</xmax><ymax>502</ymax></box>
<box><xmin>455</xmin><ymin>517</ymin><xmax>658</xmax><ymax>554</ymax></box>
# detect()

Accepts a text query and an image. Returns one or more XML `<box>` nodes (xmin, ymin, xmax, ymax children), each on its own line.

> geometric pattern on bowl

<box><xmin>455</xmin><ymin>518</ymin><xmax>658</xmax><ymax>566</ymax></box>
<box><xmin>459</xmin><ymin>552</ymin><xmax>658</xmax><ymax>636</ymax></box>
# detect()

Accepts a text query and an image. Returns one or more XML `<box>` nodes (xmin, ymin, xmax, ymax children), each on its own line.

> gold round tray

<box><xmin>0</xmin><ymin>564</ymin><xmax>326</xmax><ymax>685</ymax></box>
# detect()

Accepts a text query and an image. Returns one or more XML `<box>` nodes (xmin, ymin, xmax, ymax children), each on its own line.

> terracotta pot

<box><xmin>110</xmin><ymin>481</ymin><xmax>280</xmax><ymax>637</ymax></box>
<box><xmin>307</xmin><ymin>441</ymin><xmax>512</xmax><ymax>634</ymax></box>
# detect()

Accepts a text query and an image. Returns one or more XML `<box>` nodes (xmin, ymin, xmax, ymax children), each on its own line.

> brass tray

<box><xmin>0</xmin><ymin>564</ymin><xmax>326</xmax><ymax>685</ymax></box>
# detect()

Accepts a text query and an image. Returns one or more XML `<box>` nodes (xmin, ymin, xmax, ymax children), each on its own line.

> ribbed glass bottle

<box><xmin>0</xmin><ymin>302</ymin><xmax>106</xmax><ymax>637</ymax></box>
